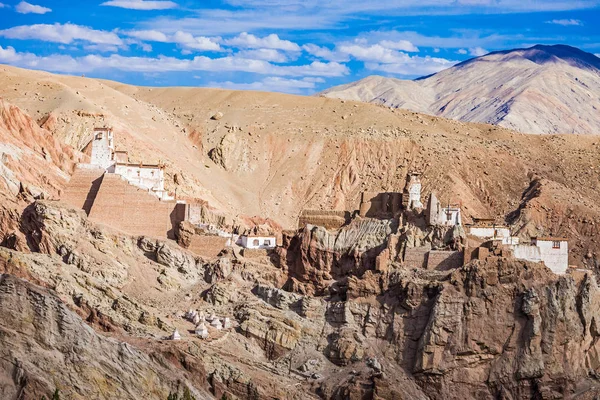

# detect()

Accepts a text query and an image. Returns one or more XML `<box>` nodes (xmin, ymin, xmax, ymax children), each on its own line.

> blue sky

<box><xmin>0</xmin><ymin>0</ymin><xmax>599</xmax><ymax>94</ymax></box>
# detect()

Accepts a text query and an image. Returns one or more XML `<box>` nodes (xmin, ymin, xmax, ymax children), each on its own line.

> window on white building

<box><xmin>253</xmin><ymin>239</ymin><xmax>260</xmax><ymax>246</ymax></box>
<box><xmin>552</xmin><ymin>241</ymin><xmax>561</xmax><ymax>249</ymax></box>
<box><xmin>264</xmin><ymin>239</ymin><xmax>271</xmax><ymax>246</ymax></box>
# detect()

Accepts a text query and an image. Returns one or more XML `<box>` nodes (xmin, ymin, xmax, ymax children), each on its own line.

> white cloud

<box><xmin>101</xmin><ymin>0</ymin><xmax>177</xmax><ymax>10</ymax></box>
<box><xmin>224</xmin><ymin>32</ymin><xmax>300</xmax><ymax>51</ymax></box>
<box><xmin>469</xmin><ymin>46</ymin><xmax>488</xmax><ymax>56</ymax></box>
<box><xmin>83</xmin><ymin>44</ymin><xmax>120</xmax><ymax>53</ymax></box>
<box><xmin>595</xmin><ymin>53</ymin><xmax>600</xmax><ymax>58</ymax></box>
<box><xmin>0</xmin><ymin>23</ymin><xmax>123</xmax><ymax>46</ymax></box>
<box><xmin>457</xmin><ymin>48</ymin><xmax>468</xmax><ymax>54</ymax></box>
<box><xmin>126</xmin><ymin>29</ymin><xmax>169</xmax><ymax>42</ymax></box>
<box><xmin>546</xmin><ymin>19</ymin><xmax>583</xmax><ymax>26</ymax></box>
<box><xmin>236</xmin><ymin>48</ymin><xmax>291</xmax><ymax>63</ymax></box>
<box><xmin>207</xmin><ymin>76</ymin><xmax>320</xmax><ymax>94</ymax></box>
<box><xmin>335</xmin><ymin>41</ymin><xmax>424</xmax><ymax>64</ymax></box>
<box><xmin>379</xmin><ymin>40</ymin><xmax>419</xmax><ymax>52</ymax></box>
<box><xmin>15</xmin><ymin>1</ymin><xmax>51</xmax><ymax>14</ymax></box>
<box><xmin>302</xmin><ymin>44</ymin><xmax>349</xmax><ymax>62</ymax></box>
<box><xmin>172</xmin><ymin>31</ymin><xmax>221</xmax><ymax>51</ymax></box>
<box><xmin>337</xmin><ymin>43</ymin><xmax>407</xmax><ymax>63</ymax></box>
<box><xmin>222</xmin><ymin>0</ymin><xmax>600</xmax><ymax>15</ymax></box>
<box><xmin>362</xmin><ymin>30</ymin><xmax>537</xmax><ymax>51</ymax></box>
<box><xmin>0</xmin><ymin>3</ymin><xmax>7</xmax><ymax>7</ymax></box>
<box><xmin>365</xmin><ymin>55</ymin><xmax>457</xmax><ymax>76</ymax></box>
<box><xmin>145</xmin><ymin>11</ymin><xmax>335</xmax><ymax>36</ymax></box>
<box><xmin>124</xmin><ymin>29</ymin><xmax>221</xmax><ymax>51</ymax></box>
<box><xmin>0</xmin><ymin>45</ymin><xmax>349</xmax><ymax>77</ymax></box>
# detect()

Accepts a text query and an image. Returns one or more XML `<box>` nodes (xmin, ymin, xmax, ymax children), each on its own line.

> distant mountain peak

<box><xmin>322</xmin><ymin>44</ymin><xmax>600</xmax><ymax>135</ymax></box>
<box><xmin>465</xmin><ymin>44</ymin><xmax>600</xmax><ymax>71</ymax></box>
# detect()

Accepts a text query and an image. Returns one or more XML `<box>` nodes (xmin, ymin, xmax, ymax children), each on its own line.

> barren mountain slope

<box><xmin>3</xmin><ymin>65</ymin><xmax>600</xmax><ymax>399</ymax></box>
<box><xmin>1</xmin><ymin>64</ymin><xmax>600</xmax><ymax>264</ymax></box>
<box><xmin>322</xmin><ymin>45</ymin><xmax>600</xmax><ymax>135</ymax></box>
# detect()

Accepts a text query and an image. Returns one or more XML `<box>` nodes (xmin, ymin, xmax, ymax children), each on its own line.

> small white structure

<box><xmin>223</xmin><ymin>317</ymin><xmax>232</xmax><ymax>329</ymax></box>
<box><xmin>192</xmin><ymin>313</ymin><xmax>201</xmax><ymax>325</ymax></box>
<box><xmin>207</xmin><ymin>313</ymin><xmax>216</xmax><ymax>322</ymax></box>
<box><xmin>468</xmin><ymin>224</ymin><xmax>519</xmax><ymax>245</ymax></box>
<box><xmin>404</xmin><ymin>173</ymin><xmax>423</xmax><ymax>209</ymax></box>
<box><xmin>90</xmin><ymin>128</ymin><xmax>114</xmax><ymax>170</ymax></box>
<box><xmin>195</xmin><ymin>323</ymin><xmax>209</xmax><ymax>339</ymax></box>
<box><xmin>211</xmin><ymin>318</ymin><xmax>223</xmax><ymax>330</ymax></box>
<box><xmin>427</xmin><ymin>193</ymin><xmax>461</xmax><ymax>226</ymax></box>
<box><xmin>170</xmin><ymin>329</ymin><xmax>181</xmax><ymax>340</ymax></box>
<box><xmin>511</xmin><ymin>237</ymin><xmax>568</xmax><ymax>275</ymax></box>
<box><xmin>239</xmin><ymin>235</ymin><xmax>277</xmax><ymax>249</ymax></box>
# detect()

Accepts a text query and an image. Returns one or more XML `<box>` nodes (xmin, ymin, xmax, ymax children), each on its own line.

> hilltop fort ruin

<box><xmin>60</xmin><ymin>128</ymin><xmax>570</xmax><ymax>276</ymax></box>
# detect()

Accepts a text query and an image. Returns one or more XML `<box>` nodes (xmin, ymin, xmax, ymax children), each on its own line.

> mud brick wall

<box><xmin>298</xmin><ymin>210</ymin><xmax>349</xmax><ymax>230</ymax></box>
<box><xmin>61</xmin><ymin>166</ymin><xmax>105</xmax><ymax>215</ymax></box>
<box><xmin>242</xmin><ymin>248</ymin><xmax>269</xmax><ymax>258</ymax></box>
<box><xmin>88</xmin><ymin>174</ymin><xmax>184</xmax><ymax>239</ymax></box>
<box><xmin>298</xmin><ymin>215</ymin><xmax>347</xmax><ymax>230</ymax></box>
<box><xmin>403</xmin><ymin>248</ymin><xmax>429</xmax><ymax>268</ymax></box>
<box><xmin>426</xmin><ymin>250</ymin><xmax>464</xmax><ymax>271</ymax></box>
<box><xmin>187</xmin><ymin>235</ymin><xmax>228</xmax><ymax>258</ymax></box>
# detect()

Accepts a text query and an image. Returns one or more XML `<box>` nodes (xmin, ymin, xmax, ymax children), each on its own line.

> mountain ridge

<box><xmin>322</xmin><ymin>44</ymin><xmax>600</xmax><ymax>134</ymax></box>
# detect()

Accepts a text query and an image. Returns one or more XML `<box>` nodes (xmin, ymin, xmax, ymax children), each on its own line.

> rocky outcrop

<box><xmin>0</xmin><ymin>274</ymin><xmax>210</xmax><ymax>400</ymax></box>
<box><xmin>281</xmin><ymin>218</ymin><xmax>393</xmax><ymax>294</ymax></box>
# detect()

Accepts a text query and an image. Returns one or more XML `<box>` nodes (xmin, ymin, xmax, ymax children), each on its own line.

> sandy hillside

<box><xmin>1</xmin><ymin>63</ymin><xmax>600</xmax><ymax>264</ymax></box>
<box><xmin>322</xmin><ymin>44</ymin><xmax>600</xmax><ymax>135</ymax></box>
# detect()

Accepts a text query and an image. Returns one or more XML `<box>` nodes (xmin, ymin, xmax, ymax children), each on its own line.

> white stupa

<box><xmin>170</xmin><ymin>329</ymin><xmax>181</xmax><ymax>340</ymax></box>
<box><xmin>223</xmin><ymin>317</ymin><xmax>232</xmax><ymax>329</ymax></box>
<box><xmin>192</xmin><ymin>314</ymin><xmax>201</xmax><ymax>325</ymax></box>
<box><xmin>211</xmin><ymin>318</ymin><xmax>223</xmax><ymax>330</ymax></box>
<box><xmin>195</xmin><ymin>323</ymin><xmax>209</xmax><ymax>339</ymax></box>
<box><xmin>207</xmin><ymin>313</ymin><xmax>217</xmax><ymax>322</ymax></box>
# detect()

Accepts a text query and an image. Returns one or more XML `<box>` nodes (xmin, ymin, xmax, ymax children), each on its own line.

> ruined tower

<box><xmin>403</xmin><ymin>172</ymin><xmax>423</xmax><ymax>209</ymax></box>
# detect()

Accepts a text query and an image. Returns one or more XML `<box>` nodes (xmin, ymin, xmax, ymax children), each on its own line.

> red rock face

<box><xmin>281</xmin><ymin>219</ymin><xmax>392</xmax><ymax>295</ymax></box>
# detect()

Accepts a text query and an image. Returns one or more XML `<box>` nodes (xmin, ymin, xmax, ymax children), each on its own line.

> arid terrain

<box><xmin>322</xmin><ymin>45</ymin><xmax>600</xmax><ymax>135</ymax></box>
<box><xmin>2</xmin><ymin>63</ymin><xmax>600</xmax><ymax>399</ymax></box>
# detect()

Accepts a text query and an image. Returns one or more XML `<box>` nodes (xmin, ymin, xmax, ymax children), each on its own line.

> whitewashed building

<box><xmin>468</xmin><ymin>225</ymin><xmax>519</xmax><ymax>245</ymax></box>
<box><xmin>427</xmin><ymin>193</ymin><xmax>462</xmax><ymax>226</ymax></box>
<box><xmin>239</xmin><ymin>235</ymin><xmax>277</xmax><ymax>249</ymax></box>
<box><xmin>113</xmin><ymin>163</ymin><xmax>169</xmax><ymax>199</ymax></box>
<box><xmin>511</xmin><ymin>237</ymin><xmax>568</xmax><ymax>275</ymax></box>
<box><xmin>87</xmin><ymin>127</ymin><xmax>172</xmax><ymax>200</ymax></box>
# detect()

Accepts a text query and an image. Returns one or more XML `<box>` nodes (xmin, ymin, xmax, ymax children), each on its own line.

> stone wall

<box><xmin>60</xmin><ymin>166</ymin><xmax>105</xmax><ymax>215</ymax></box>
<box><xmin>187</xmin><ymin>235</ymin><xmax>228</xmax><ymax>258</ymax></box>
<box><xmin>88</xmin><ymin>174</ymin><xmax>185</xmax><ymax>239</ymax></box>
<box><xmin>298</xmin><ymin>210</ymin><xmax>350</xmax><ymax>230</ymax></box>
<box><xmin>403</xmin><ymin>247</ymin><xmax>429</xmax><ymax>268</ymax></box>
<box><xmin>242</xmin><ymin>248</ymin><xmax>269</xmax><ymax>258</ymax></box>
<box><xmin>426</xmin><ymin>250</ymin><xmax>464</xmax><ymax>271</ymax></box>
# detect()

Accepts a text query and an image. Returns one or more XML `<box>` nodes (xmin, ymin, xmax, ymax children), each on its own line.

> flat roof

<box><xmin>533</xmin><ymin>237</ymin><xmax>568</xmax><ymax>242</ymax></box>
<box><xmin>115</xmin><ymin>162</ymin><xmax>163</xmax><ymax>169</ymax></box>
<box><xmin>242</xmin><ymin>235</ymin><xmax>276</xmax><ymax>238</ymax></box>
